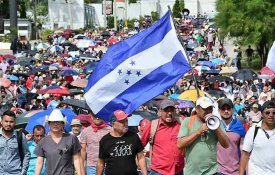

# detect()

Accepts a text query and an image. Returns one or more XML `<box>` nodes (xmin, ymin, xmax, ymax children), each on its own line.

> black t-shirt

<box><xmin>99</xmin><ymin>131</ymin><xmax>144</xmax><ymax>175</ymax></box>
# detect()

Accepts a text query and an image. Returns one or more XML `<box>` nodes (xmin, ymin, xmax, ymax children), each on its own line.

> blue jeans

<box><xmin>86</xmin><ymin>166</ymin><xmax>96</xmax><ymax>175</ymax></box>
<box><xmin>149</xmin><ymin>169</ymin><xmax>183</xmax><ymax>175</ymax></box>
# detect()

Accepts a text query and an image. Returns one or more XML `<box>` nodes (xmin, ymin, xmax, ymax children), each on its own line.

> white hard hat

<box><xmin>47</xmin><ymin>109</ymin><xmax>66</xmax><ymax>122</ymax></box>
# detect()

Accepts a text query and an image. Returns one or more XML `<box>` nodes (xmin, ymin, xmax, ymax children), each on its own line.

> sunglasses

<box><xmin>264</xmin><ymin>111</ymin><xmax>275</xmax><ymax>116</ymax></box>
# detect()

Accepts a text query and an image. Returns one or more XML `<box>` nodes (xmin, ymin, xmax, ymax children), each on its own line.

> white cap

<box><xmin>196</xmin><ymin>96</ymin><xmax>215</xmax><ymax>109</ymax></box>
<box><xmin>48</xmin><ymin>109</ymin><xmax>66</xmax><ymax>122</ymax></box>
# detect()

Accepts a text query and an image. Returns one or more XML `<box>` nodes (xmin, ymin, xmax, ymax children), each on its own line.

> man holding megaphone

<box><xmin>177</xmin><ymin>96</ymin><xmax>229</xmax><ymax>175</ymax></box>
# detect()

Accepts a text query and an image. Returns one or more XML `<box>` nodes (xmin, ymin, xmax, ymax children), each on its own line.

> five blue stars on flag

<box><xmin>117</xmin><ymin>60</ymin><xmax>142</xmax><ymax>85</ymax></box>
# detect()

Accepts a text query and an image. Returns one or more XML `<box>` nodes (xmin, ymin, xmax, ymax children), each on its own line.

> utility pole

<box><xmin>114</xmin><ymin>0</ymin><xmax>117</xmax><ymax>30</ymax></box>
<box><xmin>67</xmin><ymin>0</ymin><xmax>73</xmax><ymax>29</ymax></box>
<box><xmin>103</xmin><ymin>0</ymin><xmax>107</xmax><ymax>28</ymax></box>
<box><xmin>125</xmin><ymin>0</ymin><xmax>127</xmax><ymax>28</ymax></box>
<box><xmin>9</xmin><ymin>0</ymin><xmax>18</xmax><ymax>41</ymax></box>
<box><xmin>33</xmin><ymin>0</ymin><xmax>37</xmax><ymax>39</ymax></box>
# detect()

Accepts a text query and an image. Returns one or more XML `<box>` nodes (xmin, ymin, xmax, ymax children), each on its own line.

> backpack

<box><xmin>17</xmin><ymin>130</ymin><xmax>24</xmax><ymax>166</ymax></box>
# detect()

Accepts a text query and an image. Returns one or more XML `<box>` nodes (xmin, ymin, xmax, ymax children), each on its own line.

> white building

<box><xmin>47</xmin><ymin>0</ymin><xmax>216</xmax><ymax>29</ymax></box>
<box><xmin>3</xmin><ymin>19</ymin><xmax>32</xmax><ymax>40</ymax></box>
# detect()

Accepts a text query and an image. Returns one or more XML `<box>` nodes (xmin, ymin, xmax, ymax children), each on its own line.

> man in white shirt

<box><xmin>240</xmin><ymin>101</ymin><xmax>275</xmax><ymax>175</ymax></box>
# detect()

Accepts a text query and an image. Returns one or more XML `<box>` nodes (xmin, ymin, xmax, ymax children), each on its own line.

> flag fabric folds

<box><xmin>84</xmin><ymin>11</ymin><xmax>191</xmax><ymax>122</ymax></box>
<box><xmin>266</xmin><ymin>41</ymin><xmax>275</xmax><ymax>72</ymax></box>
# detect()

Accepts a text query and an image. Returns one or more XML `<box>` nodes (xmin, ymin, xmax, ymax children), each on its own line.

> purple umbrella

<box><xmin>176</xmin><ymin>100</ymin><xmax>194</xmax><ymax>108</ymax></box>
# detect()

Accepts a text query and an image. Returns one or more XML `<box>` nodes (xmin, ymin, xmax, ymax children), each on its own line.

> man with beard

<box><xmin>80</xmin><ymin>116</ymin><xmax>111</xmax><ymax>175</ymax></box>
<box><xmin>96</xmin><ymin>110</ymin><xmax>147</xmax><ymax>175</ymax></box>
<box><xmin>217</xmin><ymin>98</ymin><xmax>246</xmax><ymax>175</ymax></box>
<box><xmin>0</xmin><ymin>110</ymin><xmax>30</xmax><ymax>175</ymax></box>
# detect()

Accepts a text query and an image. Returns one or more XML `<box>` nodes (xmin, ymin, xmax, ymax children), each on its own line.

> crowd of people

<box><xmin>0</xmin><ymin>14</ymin><xmax>275</xmax><ymax>175</ymax></box>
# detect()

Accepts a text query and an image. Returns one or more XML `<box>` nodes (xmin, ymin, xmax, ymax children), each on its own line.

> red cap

<box><xmin>110</xmin><ymin>110</ymin><xmax>131</xmax><ymax>122</ymax></box>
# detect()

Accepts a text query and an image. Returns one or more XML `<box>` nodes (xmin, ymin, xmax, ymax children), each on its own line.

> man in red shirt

<box><xmin>141</xmin><ymin>99</ymin><xmax>184</xmax><ymax>175</ymax></box>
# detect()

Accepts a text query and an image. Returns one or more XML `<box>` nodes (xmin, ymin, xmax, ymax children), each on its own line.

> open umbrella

<box><xmin>0</xmin><ymin>78</ymin><xmax>11</xmax><ymax>87</ymax></box>
<box><xmin>37</xmin><ymin>86</ymin><xmax>70</xmax><ymax>95</ymax></box>
<box><xmin>178</xmin><ymin>90</ymin><xmax>211</xmax><ymax>102</ymax></box>
<box><xmin>210</xmin><ymin>58</ymin><xmax>226</xmax><ymax>67</ymax></box>
<box><xmin>69</xmin><ymin>89</ymin><xmax>84</xmax><ymax>96</ymax></box>
<box><xmin>260</xmin><ymin>66</ymin><xmax>275</xmax><ymax>75</ymax></box>
<box><xmin>232</xmin><ymin>69</ymin><xmax>258</xmax><ymax>81</ymax></box>
<box><xmin>196</xmin><ymin>61</ymin><xmax>214</xmax><ymax>68</ymax></box>
<box><xmin>36</xmin><ymin>43</ymin><xmax>50</xmax><ymax>50</ymax></box>
<box><xmin>219</xmin><ymin>67</ymin><xmax>237</xmax><ymax>75</ymax></box>
<box><xmin>17</xmin><ymin>93</ymin><xmax>38</xmax><ymax>104</ymax></box>
<box><xmin>18</xmin><ymin>61</ymin><xmax>32</xmax><ymax>67</ymax></box>
<box><xmin>50</xmin><ymin>45</ymin><xmax>64</xmax><ymax>53</ymax></box>
<box><xmin>206</xmin><ymin>90</ymin><xmax>226</xmax><ymax>99</ymax></box>
<box><xmin>25</xmin><ymin>109</ymin><xmax>76</xmax><ymax>134</ymax></box>
<box><xmin>101</xmin><ymin>31</ymin><xmax>111</xmax><ymax>37</ymax></box>
<box><xmin>7</xmin><ymin>75</ymin><xmax>19</xmax><ymax>81</ymax></box>
<box><xmin>3</xmin><ymin>54</ymin><xmax>16</xmax><ymax>60</ymax></box>
<box><xmin>208</xmin><ymin>75</ymin><xmax>233</xmax><ymax>83</ymax></box>
<box><xmin>61</xmin><ymin>99</ymin><xmax>91</xmax><ymax>110</ymax></box>
<box><xmin>133</xmin><ymin>110</ymin><xmax>159</xmax><ymax>121</ymax></box>
<box><xmin>60</xmin><ymin>70</ymin><xmax>79</xmax><ymax>76</ymax></box>
<box><xmin>184</xmin><ymin>75</ymin><xmax>205</xmax><ymax>82</ymax></box>
<box><xmin>206</xmin><ymin>69</ymin><xmax>220</xmax><ymax>75</ymax></box>
<box><xmin>76</xmin><ymin>39</ymin><xmax>96</xmax><ymax>48</ymax></box>
<box><xmin>70</xmin><ymin>79</ymin><xmax>88</xmax><ymax>88</ymax></box>
<box><xmin>83</xmin><ymin>62</ymin><xmax>98</xmax><ymax>74</ymax></box>
<box><xmin>194</xmin><ymin>66</ymin><xmax>211</xmax><ymax>72</ymax></box>
<box><xmin>176</xmin><ymin>100</ymin><xmax>194</xmax><ymax>108</ymax></box>
<box><xmin>107</xmin><ymin>38</ymin><xmax>119</xmax><ymax>44</ymax></box>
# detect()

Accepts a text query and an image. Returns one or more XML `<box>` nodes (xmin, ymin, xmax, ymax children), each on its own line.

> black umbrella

<box><xmin>208</xmin><ymin>75</ymin><xmax>233</xmax><ymax>83</ymax></box>
<box><xmin>133</xmin><ymin>110</ymin><xmax>159</xmax><ymax>121</ymax></box>
<box><xmin>101</xmin><ymin>31</ymin><xmax>111</xmax><ymax>37</ymax></box>
<box><xmin>61</xmin><ymin>99</ymin><xmax>91</xmax><ymax>111</ymax></box>
<box><xmin>184</xmin><ymin>75</ymin><xmax>205</xmax><ymax>82</ymax></box>
<box><xmin>12</xmin><ymin>73</ymin><xmax>29</xmax><ymax>79</ymax></box>
<box><xmin>83</xmin><ymin>62</ymin><xmax>99</xmax><ymax>74</ymax></box>
<box><xmin>153</xmin><ymin>95</ymin><xmax>168</xmax><ymax>101</ymax></box>
<box><xmin>69</xmin><ymin>89</ymin><xmax>84</xmax><ymax>96</ymax></box>
<box><xmin>206</xmin><ymin>90</ymin><xmax>226</xmax><ymax>99</ymax></box>
<box><xmin>206</xmin><ymin>69</ymin><xmax>220</xmax><ymax>75</ymax></box>
<box><xmin>18</xmin><ymin>61</ymin><xmax>32</xmax><ymax>67</ymax></box>
<box><xmin>232</xmin><ymin>69</ymin><xmax>258</xmax><ymax>81</ymax></box>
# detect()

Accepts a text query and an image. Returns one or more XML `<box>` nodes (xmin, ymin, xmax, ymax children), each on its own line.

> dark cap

<box><xmin>218</xmin><ymin>98</ymin><xmax>233</xmax><ymax>109</ymax></box>
<box><xmin>160</xmin><ymin>99</ymin><xmax>176</xmax><ymax>109</ymax></box>
<box><xmin>109</xmin><ymin>110</ymin><xmax>131</xmax><ymax>122</ymax></box>
<box><xmin>261</xmin><ymin>101</ymin><xmax>275</xmax><ymax>112</ymax></box>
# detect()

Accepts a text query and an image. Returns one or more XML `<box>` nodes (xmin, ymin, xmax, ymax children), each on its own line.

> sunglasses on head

<box><xmin>264</xmin><ymin>111</ymin><xmax>275</xmax><ymax>116</ymax></box>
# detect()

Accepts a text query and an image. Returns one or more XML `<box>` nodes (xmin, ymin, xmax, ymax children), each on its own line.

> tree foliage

<box><xmin>172</xmin><ymin>0</ymin><xmax>182</xmax><ymax>18</ymax></box>
<box><xmin>179</xmin><ymin>0</ymin><xmax>184</xmax><ymax>11</ymax></box>
<box><xmin>215</xmin><ymin>0</ymin><xmax>275</xmax><ymax>66</ymax></box>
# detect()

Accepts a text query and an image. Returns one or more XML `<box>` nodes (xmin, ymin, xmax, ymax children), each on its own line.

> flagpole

<box><xmin>168</xmin><ymin>6</ymin><xmax>201</xmax><ymax>99</ymax></box>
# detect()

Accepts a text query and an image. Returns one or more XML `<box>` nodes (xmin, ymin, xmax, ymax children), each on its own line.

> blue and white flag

<box><xmin>84</xmin><ymin>11</ymin><xmax>191</xmax><ymax>121</ymax></box>
<box><xmin>266</xmin><ymin>41</ymin><xmax>275</xmax><ymax>72</ymax></box>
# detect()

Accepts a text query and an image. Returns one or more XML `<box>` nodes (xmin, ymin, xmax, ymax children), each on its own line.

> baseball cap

<box><xmin>218</xmin><ymin>98</ymin><xmax>233</xmax><ymax>109</ymax></box>
<box><xmin>109</xmin><ymin>110</ymin><xmax>131</xmax><ymax>122</ymax></box>
<box><xmin>196</xmin><ymin>96</ymin><xmax>214</xmax><ymax>109</ymax></box>
<box><xmin>70</xmin><ymin>119</ymin><xmax>82</xmax><ymax>126</ymax></box>
<box><xmin>160</xmin><ymin>99</ymin><xmax>176</xmax><ymax>109</ymax></box>
<box><xmin>261</xmin><ymin>101</ymin><xmax>275</xmax><ymax>112</ymax></box>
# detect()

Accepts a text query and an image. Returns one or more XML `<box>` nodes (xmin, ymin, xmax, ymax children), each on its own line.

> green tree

<box><xmin>179</xmin><ymin>0</ymin><xmax>185</xmax><ymax>11</ymax></box>
<box><xmin>18</xmin><ymin>0</ymin><xmax>27</xmax><ymax>18</ymax></box>
<box><xmin>172</xmin><ymin>0</ymin><xmax>182</xmax><ymax>18</ymax></box>
<box><xmin>151</xmin><ymin>11</ymin><xmax>159</xmax><ymax>22</ymax></box>
<box><xmin>107</xmin><ymin>16</ymin><xmax>114</xmax><ymax>28</ymax></box>
<box><xmin>215</xmin><ymin>0</ymin><xmax>275</xmax><ymax>66</ymax></box>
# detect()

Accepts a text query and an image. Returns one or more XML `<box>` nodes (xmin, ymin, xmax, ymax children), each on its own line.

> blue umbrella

<box><xmin>176</xmin><ymin>100</ymin><xmax>194</xmax><ymax>108</ymax></box>
<box><xmin>61</xmin><ymin>70</ymin><xmax>79</xmax><ymax>76</ymax></box>
<box><xmin>196</xmin><ymin>61</ymin><xmax>214</xmax><ymax>68</ymax></box>
<box><xmin>25</xmin><ymin>109</ymin><xmax>76</xmax><ymax>134</ymax></box>
<box><xmin>7</xmin><ymin>75</ymin><xmax>19</xmax><ymax>81</ymax></box>
<box><xmin>210</xmin><ymin>58</ymin><xmax>226</xmax><ymax>67</ymax></box>
<box><xmin>128</xmin><ymin>115</ymin><xmax>144</xmax><ymax>126</ymax></box>
<box><xmin>168</xmin><ymin>94</ymin><xmax>180</xmax><ymax>100</ymax></box>
<box><xmin>84</xmin><ymin>62</ymin><xmax>99</xmax><ymax>74</ymax></box>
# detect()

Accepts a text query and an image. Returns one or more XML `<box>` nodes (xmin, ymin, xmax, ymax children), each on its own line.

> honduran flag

<box><xmin>84</xmin><ymin>10</ymin><xmax>191</xmax><ymax>122</ymax></box>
